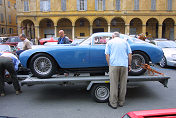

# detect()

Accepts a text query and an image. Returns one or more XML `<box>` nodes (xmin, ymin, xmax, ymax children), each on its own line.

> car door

<box><xmin>90</xmin><ymin>35</ymin><xmax>112</xmax><ymax>67</ymax></box>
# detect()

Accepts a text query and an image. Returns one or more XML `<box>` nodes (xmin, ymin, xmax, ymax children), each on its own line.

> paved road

<box><xmin>0</xmin><ymin>65</ymin><xmax>175</xmax><ymax>118</ymax></box>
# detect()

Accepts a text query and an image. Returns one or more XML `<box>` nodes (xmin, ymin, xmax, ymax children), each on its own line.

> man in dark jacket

<box><xmin>58</xmin><ymin>30</ymin><xmax>70</xmax><ymax>44</ymax></box>
<box><xmin>0</xmin><ymin>53</ymin><xmax>22</xmax><ymax>96</ymax></box>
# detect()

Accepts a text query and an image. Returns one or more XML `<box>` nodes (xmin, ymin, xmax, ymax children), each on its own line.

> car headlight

<box><xmin>171</xmin><ymin>54</ymin><xmax>176</xmax><ymax>59</ymax></box>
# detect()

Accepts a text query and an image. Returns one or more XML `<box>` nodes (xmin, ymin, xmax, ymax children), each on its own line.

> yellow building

<box><xmin>0</xmin><ymin>0</ymin><xmax>18</xmax><ymax>37</ymax></box>
<box><xmin>16</xmin><ymin>0</ymin><xmax>176</xmax><ymax>40</ymax></box>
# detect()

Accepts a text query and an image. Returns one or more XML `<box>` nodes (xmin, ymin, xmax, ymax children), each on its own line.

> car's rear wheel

<box><xmin>159</xmin><ymin>56</ymin><xmax>167</xmax><ymax>68</ymax></box>
<box><xmin>29</xmin><ymin>53</ymin><xmax>57</xmax><ymax>78</ymax></box>
<box><xmin>129</xmin><ymin>52</ymin><xmax>149</xmax><ymax>76</ymax></box>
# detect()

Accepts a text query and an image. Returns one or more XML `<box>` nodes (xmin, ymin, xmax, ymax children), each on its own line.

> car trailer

<box><xmin>19</xmin><ymin>74</ymin><xmax>170</xmax><ymax>103</ymax></box>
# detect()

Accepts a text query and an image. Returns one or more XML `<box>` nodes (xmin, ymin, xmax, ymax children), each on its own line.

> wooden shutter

<box><xmin>62</xmin><ymin>0</ymin><xmax>66</xmax><ymax>11</ymax></box>
<box><xmin>47</xmin><ymin>0</ymin><xmax>50</xmax><ymax>11</ymax></box>
<box><xmin>151</xmin><ymin>0</ymin><xmax>156</xmax><ymax>10</ymax></box>
<box><xmin>40</xmin><ymin>0</ymin><xmax>43</xmax><ymax>11</ymax></box>
<box><xmin>168</xmin><ymin>0</ymin><xmax>172</xmax><ymax>11</ymax></box>
<box><xmin>77</xmin><ymin>0</ymin><xmax>80</xmax><ymax>11</ymax></box>
<box><xmin>103</xmin><ymin>0</ymin><xmax>105</xmax><ymax>10</ymax></box>
<box><xmin>134</xmin><ymin>0</ymin><xmax>139</xmax><ymax>10</ymax></box>
<box><xmin>95</xmin><ymin>0</ymin><xmax>98</xmax><ymax>10</ymax></box>
<box><xmin>84</xmin><ymin>0</ymin><xmax>87</xmax><ymax>11</ymax></box>
<box><xmin>116</xmin><ymin>0</ymin><xmax>120</xmax><ymax>10</ymax></box>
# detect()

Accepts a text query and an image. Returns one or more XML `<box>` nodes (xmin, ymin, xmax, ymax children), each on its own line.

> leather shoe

<box><xmin>0</xmin><ymin>93</ymin><xmax>5</xmax><ymax>97</ymax></box>
<box><xmin>108</xmin><ymin>102</ymin><xmax>117</xmax><ymax>109</ymax></box>
<box><xmin>16</xmin><ymin>90</ymin><xmax>22</xmax><ymax>95</ymax></box>
<box><xmin>118</xmin><ymin>103</ymin><xmax>124</xmax><ymax>107</ymax></box>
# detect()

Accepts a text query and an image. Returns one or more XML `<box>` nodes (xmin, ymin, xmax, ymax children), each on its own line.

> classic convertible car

<box><xmin>19</xmin><ymin>32</ymin><xmax>163</xmax><ymax>78</ymax></box>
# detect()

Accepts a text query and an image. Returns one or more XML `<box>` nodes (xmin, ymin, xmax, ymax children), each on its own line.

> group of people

<box><xmin>0</xmin><ymin>31</ymin><xmax>132</xmax><ymax>110</ymax></box>
<box><xmin>0</xmin><ymin>30</ymin><xmax>70</xmax><ymax>97</ymax></box>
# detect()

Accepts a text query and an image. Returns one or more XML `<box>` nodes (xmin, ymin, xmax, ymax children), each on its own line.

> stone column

<box><xmin>108</xmin><ymin>24</ymin><xmax>111</xmax><ymax>32</ymax></box>
<box><xmin>34</xmin><ymin>26</ymin><xmax>40</xmax><ymax>45</ymax></box>
<box><xmin>142</xmin><ymin>25</ymin><xmax>146</xmax><ymax>34</ymax></box>
<box><xmin>174</xmin><ymin>25</ymin><xmax>176</xmax><ymax>40</ymax></box>
<box><xmin>54</xmin><ymin>26</ymin><xmax>57</xmax><ymax>37</ymax></box>
<box><xmin>72</xmin><ymin>25</ymin><xmax>75</xmax><ymax>40</ymax></box>
<box><xmin>90</xmin><ymin>25</ymin><xmax>93</xmax><ymax>35</ymax></box>
<box><xmin>125</xmin><ymin>24</ymin><xmax>130</xmax><ymax>35</ymax></box>
<box><xmin>158</xmin><ymin>24</ymin><xmax>162</xmax><ymax>38</ymax></box>
<box><xmin>17</xmin><ymin>25</ymin><xmax>22</xmax><ymax>35</ymax></box>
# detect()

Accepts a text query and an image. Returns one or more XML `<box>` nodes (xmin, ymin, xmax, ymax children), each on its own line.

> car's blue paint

<box><xmin>19</xmin><ymin>33</ymin><xmax>163</xmax><ymax>69</ymax></box>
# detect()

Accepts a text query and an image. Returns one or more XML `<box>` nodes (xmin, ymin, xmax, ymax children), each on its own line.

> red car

<box><xmin>3</xmin><ymin>36</ymin><xmax>22</xmax><ymax>46</ymax></box>
<box><xmin>39</xmin><ymin>37</ymin><xmax>58</xmax><ymax>45</ymax></box>
<box><xmin>122</xmin><ymin>108</ymin><xmax>176</xmax><ymax>118</ymax></box>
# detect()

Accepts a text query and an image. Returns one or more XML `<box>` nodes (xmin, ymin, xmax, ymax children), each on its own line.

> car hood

<box><xmin>162</xmin><ymin>48</ymin><xmax>176</xmax><ymax>55</ymax></box>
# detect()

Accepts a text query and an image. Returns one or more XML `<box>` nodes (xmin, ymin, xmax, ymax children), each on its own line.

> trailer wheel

<box><xmin>91</xmin><ymin>84</ymin><xmax>110</xmax><ymax>103</ymax></box>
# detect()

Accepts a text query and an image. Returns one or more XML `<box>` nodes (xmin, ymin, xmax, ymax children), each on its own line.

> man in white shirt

<box><xmin>105</xmin><ymin>32</ymin><xmax>132</xmax><ymax>109</ymax></box>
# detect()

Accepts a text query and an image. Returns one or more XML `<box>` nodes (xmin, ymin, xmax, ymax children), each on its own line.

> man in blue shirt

<box><xmin>0</xmin><ymin>53</ymin><xmax>22</xmax><ymax>96</ymax></box>
<box><xmin>105</xmin><ymin>32</ymin><xmax>132</xmax><ymax>109</ymax></box>
<box><xmin>57</xmin><ymin>30</ymin><xmax>70</xmax><ymax>44</ymax></box>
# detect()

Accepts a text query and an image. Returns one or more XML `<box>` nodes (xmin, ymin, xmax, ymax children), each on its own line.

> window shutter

<box><xmin>1</xmin><ymin>14</ymin><xmax>3</xmax><ymax>23</ymax></box>
<box><xmin>134</xmin><ymin>0</ymin><xmax>139</xmax><ymax>10</ymax></box>
<box><xmin>61</xmin><ymin>0</ymin><xmax>66</xmax><ymax>11</ymax></box>
<box><xmin>103</xmin><ymin>0</ymin><xmax>105</xmax><ymax>10</ymax></box>
<box><xmin>48</xmin><ymin>0</ymin><xmax>50</xmax><ymax>11</ymax></box>
<box><xmin>40</xmin><ymin>0</ymin><xmax>43</xmax><ymax>11</ymax></box>
<box><xmin>9</xmin><ymin>15</ymin><xmax>11</xmax><ymax>24</ymax></box>
<box><xmin>24</xmin><ymin>1</ymin><xmax>29</xmax><ymax>11</ymax></box>
<box><xmin>95</xmin><ymin>0</ymin><xmax>98</xmax><ymax>10</ymax></box>
<box><xmin>151</xmin><ymin>0</ymin><xmax>156</xmax><ymax>10</ymax></box>
<box><xmin>168</xmin><ymin>0</ymin><xmax>172</xmax><ymax>11</ymax></box>
<box><xmin>84</xmin><ymin>0</ymin><xmax>87</xmax><ymax>11</ymax></box>
<box><xmin>77</xmin><ymin>0</ymin><xmax>80</xmax><ymax>11</ymax></box>
<box><xmin>116</xmin><ymin>0</ymin><xmax>120</xmax><ymax>10</ymax></box>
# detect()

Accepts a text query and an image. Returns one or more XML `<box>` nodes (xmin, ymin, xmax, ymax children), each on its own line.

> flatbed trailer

<box><xmin>20</xmin><ymin>74</ymin><xmax>170</xmax><ymax>103</ymax></box>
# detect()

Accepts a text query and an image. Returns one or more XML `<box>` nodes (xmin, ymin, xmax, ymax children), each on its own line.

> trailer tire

<box><xmin>91</xmin><ymin>84</ymin><xmax>110</xmax><ymax>103</ymax></box>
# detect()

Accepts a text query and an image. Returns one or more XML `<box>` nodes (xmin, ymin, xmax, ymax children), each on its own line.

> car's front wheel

<box><xmin>29</xmin><ymin>53</ymin><xmax>57</xmax><ymax>78</ymax></box>
<box><xmin>129</xmin><ymin>52</ymin><xmax>149</xmax><ymax>76</ymax></box>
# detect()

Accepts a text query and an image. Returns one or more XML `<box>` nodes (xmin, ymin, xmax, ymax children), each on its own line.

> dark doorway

<box><xmin>93</xmin><ymin>28</ymin><xmax>104</xmax><ymax>33</ymax></box>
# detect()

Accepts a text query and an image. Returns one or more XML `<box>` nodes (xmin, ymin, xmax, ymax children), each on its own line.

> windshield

<box><xmin>79</xmin><ymin>37</ymin><xmax>91</xmax><ymax>46</ymax></box>
<box><xmin>0</xmin><ymin>45</ymin><xmax>11</xmax><ymax>52</ymax></box>
<box><xmin>156</xmin><ymin>41</ymin><xmax>176</xmax><ymax>48</ymax></box>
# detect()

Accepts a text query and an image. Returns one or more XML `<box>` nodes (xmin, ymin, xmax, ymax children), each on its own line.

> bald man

<box><xmin>57</xmin><ymin>30</ymin><xmax>70</xmax><ymax>44</ymax></box>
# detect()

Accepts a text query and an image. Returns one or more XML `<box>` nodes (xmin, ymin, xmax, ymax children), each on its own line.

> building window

<box><xmin>61</xmin><ymin>0</ymin><xmax>66</xmax><ymax>11</ymax></box>
<box><xmin>134</xmin><ymin>0</ymin><xmax>139</xmax><ymax>10</ymax></box>
<box><xmin>16</xmin><ymin>16</ymin><xmax>17</xmax><ymax>24</ymax></box>
<box><xmin>24</xmin><ymin>0</ymin><xmax>29</xmax><ymax>11</ymax></box>
<box><xmin>95</xmin><ymin>0</ymin><xmax>105</xmax><ymax>11</ymax></box>
<box><xmin>14</xmin><ymin>3</ymin><xmax>16</xmax><ymax>9</ymax></box>
<box><xmin>151</xmin><ymin>0</ymin><xmax>156</xmax><ymax>10</ymax></box>
<box><xmin>168</xmin><ymin>0</ymin><xmax>172</xmax><ymax>11</ymax></box>
<box><xmin>116</xmin><ymin>0</ymin><xmax>120</xmax><ymax>10</ymax></box>
<box><xmin>98</xmin><ymin>0</ymin><xmax>103</xmax><ymax>11</ymax></box>
<box><xmin>0</xmin><ymin>0</ymin><xmax>2</xmax><ymax>5</ymax></box>
<box><xmin>40</xmin><ymin>0</ymin><xmax>50</xmax><ymax>12</ymax></box>
<box><xmin>9</xmin><ymin>28</ymin><xmax>13</xmax><ymax>34</ymax></box>
<box><xmin>77</xmin><ymin>0</ymin><xmax>87</xmax><ymax>11</ymax></box>
<box><xmin>9</xmin><ymin>15</ymin><xmax>11</xmax><ymax>24</ymax></box>
<box><xmin>8</xmin><ymin>1</ymin><xmax>10</xmax><ymax>7</ymax></box>
<box><xmin>1</xmin><ymin>14</ymin><xmax>3</xmax><ymax>23</ymax></box>
<box><xmin>1</xmin><ymin>28</ymin><xmax>5</xmax><ymax>34</ymax></box>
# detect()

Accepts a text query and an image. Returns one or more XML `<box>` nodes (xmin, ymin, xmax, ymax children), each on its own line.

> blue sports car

<box><xmin>19</xmin><ymin>33</ymin><xmax>163</xmax><ymax>78</ymax></box>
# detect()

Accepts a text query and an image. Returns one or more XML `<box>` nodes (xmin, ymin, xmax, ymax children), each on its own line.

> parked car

<box><xmin>3</xmin><ymin>36</ymin><xmax>22</xmax><ymax>46</ymax></box>
<box><xmin>122</xmin><ymin>108</ymin><xmax>176</xmax><ymax>118</ymax></box>
<box><xmin>0</xmin><ymin>37</ymin><xmax>8</xmax><ymax>43</ymax></box>
<box><xmin>19</xmin><ymin>32</ymin><xmax>163</xmax><ymax>78</ymax></box>
<box><xmin>150</xmin><ymin>39</ymin><xmax>176</xmax><ymax>67</ymax></box>
<box><xmin>0</xmin><ymin>44</ymin><xmax>17</xmax><ymax>53</ymax></box>
<box><xmin>39</xmin><ymin>37</ymin><xmax>58</xmax><ymax>45</ymax></box>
